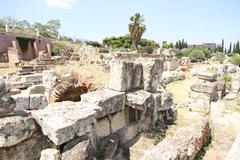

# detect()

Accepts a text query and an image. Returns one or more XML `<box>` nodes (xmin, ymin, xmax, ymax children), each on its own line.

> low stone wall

<box><xmin>141</xmin><ymin>118</ymin><xmax>210</xmax><ymax>160</ymax></box>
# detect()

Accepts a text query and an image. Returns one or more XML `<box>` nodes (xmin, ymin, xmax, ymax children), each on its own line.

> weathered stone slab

<box><xmin>108</xmin><ymin>60</ymin><xmax>143</xmax><ymax>92</ymax></box>
<box><xmin>136</xmin><ymin>58</ymin><xmax>163</xmax><ymax>92</ymax></box>
<box><xmin>62</xmin><ymin>134</ymin><xmax>97</xmax><ymax>160</ymax></box>
<box><xmin>159</xmin><ymin>91</ymin><xmax>173</xmax><ymax>111</ymax></box>
<box><xmin>21</xmin><ymin>74</ymin><xmax>43</xmax><ymax>84</ymax></box>
<box><xmin>198</xmin><ymin>72</ymin><xmax>217</xmax><ymax>81</ymax></box>
<box><xmin>12</xmin><ymin>94</ymin><xmax>48</xmax><ymax>111</ymax></box>
<box><xmin>0</xmin><ymin>76</ymin><xmax>15</xmax><ymax>114</ymax></box>
<box><xmin>81</xmin><ymin>89</ymin><xmax>125</xmax><ymax>118</ymax></box>
<box><xmin>32</xmin><ymin>101</ymin><xmax>98</xmax><ymax>145</ymax></box>
<box><xmin>0</xmin><ymin>132</ymin><xmax>51</xmax><ymax>160</ymax></box>
<box><xmin>27</xmin><ymin>84</ymin><xmax>45</xmax><ymax>94</ymax></box>
<box><xmin>110</xmin><ymin>110</ymin><xmax>127</xmax><ymax>133</ymax></box>
<box><xmin>93</xmin><ymin>117</ymin><xmax>110</xmax><ymax>137</ymax></box>
<box><xmin>40</xmin><ymin>148</ymin><xmax>61</xmax><ymax>160</ymax></box>
<box><xmin>141</xmin><ymin>119</ymin><xmax>210</xmax><ymax>160</ymax></box>
<box><xmin>191</xmin><ymin>82</ymin><xmax>218</xmax><ymax>101</ymax></box>
<box><xmin>0</xmin><ymin>116</ymin><xmax>36</xmax><ymax>147</ymax></box>
<box><xmin>126</xmin><ymin>90</ymin><xmax>154</xmax><ymax>111</ymax></box>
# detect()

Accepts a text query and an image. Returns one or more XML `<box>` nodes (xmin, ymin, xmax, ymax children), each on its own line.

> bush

<box><xmin>99</xmin><ymin>48</ymin><xmax>109</xmax><ymax>53</ymax></box>
<box><xmin>189</xmin><ymin>49</ymin><xmax>205</xmax><ymax>62</ymax></box>
<box><xmin>213</xmin><ymin>52</ymin><xmax>226</xmax><ymax>63</ymax></box>
<box><xmin>231</xmin><ymin>54</ymin><xmax>240</xmax><ymax>66</ymax></box>
<box><xmin>139</xmin><ymin>46</ymin><xmax>154</xmax><ymax>54</ymax></box>
<box><xmin>86</xmin><ymin>41</ymin><xmax>102</xmax><ymax>47</ymax></box>
<box><xmin>223</xmin><ymin>74</ymin><xmax>232</xmax><ymax>82</ymax></box>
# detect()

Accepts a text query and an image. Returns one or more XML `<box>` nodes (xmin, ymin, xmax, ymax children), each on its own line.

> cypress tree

<box><xmin>236</xmin><ymin>41</ymin><xmax>240</xmax><ymax>53</ymax></box>
<box><xmin>176</xmin><ymin>41</ymin><xmax>179</xmax><ymax>49</ymax></box>
<box><xmin>228</xmin><ymin>42</ymin><xmax>232</xmax><ymax>53</ymax></box>
<box><xmin>233</xmin><ymin>43</ymin><xmax>236</xmax><ymax>53</ymax></box>
<box><xmin>221</xmin><ymin>39</ymin><xmax>224</xmax><ymax>52</ymax></box>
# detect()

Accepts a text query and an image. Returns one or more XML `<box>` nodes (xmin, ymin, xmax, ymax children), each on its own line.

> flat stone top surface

<box><xmin>32</xmin><ymin>101</ymin><xmax>98</xmax><ymax>129</ymax></box>
<box><xmin>126</xmin><ymin>90</ymin><xmax>153</xmax><ymax>110</ymax></box>
<box><xmin>32</xmin><ymin>101</ymin><xmax>101</xmax><ymax>145</ymax></box>
<box><xmin>81</xmin><ymin>89</ymin><xmax>125</xmax><ymax>104</ymax></box>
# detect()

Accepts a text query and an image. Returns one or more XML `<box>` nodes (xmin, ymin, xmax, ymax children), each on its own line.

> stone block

<box><xmin>0</xmin><ymin>76</ymin><xmax>15</xmax><ymax>114</ymax></box>
<box><xmin>0</xmin><ymin>132</ymin><xmax>51</xmax><ymax>160</ymax></box>
<box><xmin>62</xmin><ymin>134</ymin><xmax>97</xmax><ymax>160</ymax></box>
<box><xmin>27</xmin><ymin>84</ymin><xmax>45</xmax><ymax>94</ymax></box>
<box><xmin>32</xmin><ymin>101</ymin><xmax>98</xmax><ymax>145</ymax></box>
<box><xmin>40</xmin><ymin>148</ymin><xmax>61</xmax><ymax>160</ymax></box>
<box><xmin>108</xmin><ymin>60</ymin><xmax>143</xmax><ymax>92</ymax></box>
<box><xmin>12</xmin><ymin>94</ymin><xmax>48</xmax><ymax>111</ymax></box>
<box><xmin>191</xmin><ymin>82</ymin><xmax>218</xmax><ymax>101</ymax></box>
<box><xmin>136</xmin><ymin>58</ymin><xmax>163</xmax><ymax>92</ymax></box>
<box><xmin>160</xmin><ymin>91</ymin><xmax>173</xmax><ymax>111</ymax></box>
<box><xmin>21</xmin><ymin>74</ymin><xmax>43</xmax><ymax>84</ymax></box>
<box><xmin>198</xmin><ymin>71</ymin><xmax>217</xmax><ymax>82</ymax></box>
<box><xmin>141</xmin><ymin>119</ymin><xmax>210</xmax><ymax>160</ymax></box>
<box><xmin>81</xmin><ymin>89</ymin><xmax>125</xmax><ymax>118</ymax></box>
<box><xmin>0</xmin><ymin>116</ymin><xmax>36</xmax><ymax>147</ymax></box>
<box><xmin>110</xmin><ymin>110</ymin><xmax>127</xmax><ymax>133</ymax></box>
<box><xmin>93</xmin><ymin>117</ymin><xmax>110</xmax><ymax>137</ymax></box>
<box><xmin>126</xmin><ymin>90</ymin><xmax>154</xmax><ymax>111</ymax></box>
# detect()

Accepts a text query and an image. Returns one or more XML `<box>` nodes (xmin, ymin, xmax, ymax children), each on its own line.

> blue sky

<box><xmin>0</xmin><ymin>0</ymin><xmax>239</xmax><ymax>46</ymax></box>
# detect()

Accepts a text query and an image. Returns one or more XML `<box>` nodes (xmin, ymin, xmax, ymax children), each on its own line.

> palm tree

<box><xmin>128</xmin><ymin>13</ymin><xmax>146</xmax><ymax>52</ymax></box>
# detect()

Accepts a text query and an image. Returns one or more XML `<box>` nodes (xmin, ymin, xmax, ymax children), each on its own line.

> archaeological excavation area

<box><xmin>0</xmin><ymin>32</ymin><xmax>240</xmax><ymax>160</ymax></box>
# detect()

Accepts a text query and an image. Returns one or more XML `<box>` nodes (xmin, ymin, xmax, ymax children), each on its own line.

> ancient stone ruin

<box><xmin>0</xmin><ymin>57</ymin><xmax>215</xmax><ymax>160</ymax></box>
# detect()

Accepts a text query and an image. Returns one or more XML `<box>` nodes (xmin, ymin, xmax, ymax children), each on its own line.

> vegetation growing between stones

<box><xmin>96</xmin><ymin>142</ymin><xmax>105</xmax><ymax>160</ymax></box>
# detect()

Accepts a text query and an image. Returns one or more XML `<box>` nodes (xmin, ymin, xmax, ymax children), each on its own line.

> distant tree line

<box><xmin>0</xmin><ymin>16</ymin><xmax>61</xmax><ymax>39</ymax></box>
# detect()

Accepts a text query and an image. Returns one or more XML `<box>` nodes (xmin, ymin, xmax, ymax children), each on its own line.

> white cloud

<box><xmin>44</xmin><ymin>0</ymin><xmax>76</xmax><ymax>9</ymax></box>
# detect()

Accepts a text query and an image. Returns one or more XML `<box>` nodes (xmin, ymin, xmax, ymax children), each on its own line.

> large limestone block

<box><xmin>81</xmin><ymin>89</ymin><xmax>125</xmax><ymax>118</ymax></box>
<box><xmin>141</xmin><ymin>119</ymin><xmax>210</xmax><ymax>160</ymax></box>
<box><xmin>126</xmin><ymin>90</ymin><xmax>154</xmax><ymax>111</ymax></box>
<box><xmin>0</xmin><ymin>76</ymin><xmax>15</xmax><ymax>114</ymax></box>
<box><xmin>191</xmin><ymin>82</ymin><xmax>218</xmax><ymax>101</ymax></box>
<box><xmin>40</xmin><ymin>148</ymin><xmax>61</xmax><ymax>160</ymax></box>
<box><xmin>0</xmin><ymin>116</ymin><xmax>36</xmax><ymax>147</ymax></box>
<box><xmin>21</xmin><ymin>74</ymin><xmax>43</xmax><ymax>84</ymax></box>
<box><xmin>136</xmin><ymin>58</ymin><xmax>163</xmax><ymax>92</ymax></box>
<box><xmin>160</xmin><ymin>91</ymin><xmax>174</xmax><ymax>111</ymax></box>
<box><xmin>130</xmin><ymin>136</ymin><xmax>155</xmax><ymax>160</ymax></box>
<box><xmin>0</xmin><ymin>132</ymin><xmax>51</xmax><ymax>160</ymax></box>
<box><xmin>27</xmin><ymin>84</ymin><xmax>45</xmax><ymax>94</ymax></box>
<box><xmin>198</xmin><ymin>71</ymin><xmax>217</xmax><ymax>82</ymax></box>
<box><xmin>32</xmin><ymin>101</ymin><xmax>98</xmax><ymax>145</ymax></box>
<box><xmin>12</xmin><ymin>94</ymin><xmax>48</xmax><ymax>111</ymax></box>
<box><xmin>93</xmin><ymin>117</ymin><xmax>110</xmax><ymax>137</ymax></box>
<box><xmin>110</xmin><ymin>110</ymin><xmax>127</xmax><ymax>133</ymax></box>
<box><xmin>42</xmin><ymin>70</ymin><xmax>57</xmax><ymax>91</ymax></box>
<box><xmin>62</xmin><ymin>134</ymin><xmax>97</xmax><ymax>160</ymax></box>
<box><xmin>108</xmin><ymin>60</ymin><xmax>143</xmax><ymax>91</ymax></box>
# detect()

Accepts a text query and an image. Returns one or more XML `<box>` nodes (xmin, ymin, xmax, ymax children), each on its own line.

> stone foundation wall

<box><xmin>0</xmin><ymin>58</ymin><xmax>176</xmax><ymax>160</ymax></box>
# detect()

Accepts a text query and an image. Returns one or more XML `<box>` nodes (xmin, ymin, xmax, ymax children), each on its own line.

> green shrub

<box><xmin>86</xmin><ymin>41</ymin><xmax>102</xmax><ymax>47</ymax></box>
<box><xmin>99</xmin><ymin>48</ymin><xmax>109</xmax><ymax>53</ymax></box>
<box><xmin>189</xmin><ymin>49</ymin><xmax>205</xmax><ymax>62</ymax></box>
<box><xmin>231</xmin><ymin>54</ymin><xmax>240</xmax><ymax>66</ymax></box>
<box><xmin>140</xmin><ymin>46</ymin><xmax>154</xmax><ymax>54</ymax></box>
<box><xmin>213</xmin><ymin>52</ymin><xmax>226</xmax><ymax>63</ymax></box>
<box><xmin>223</xmin><ymin>74</ymin><xmax>232</xmax><ymax>82</ymax></box>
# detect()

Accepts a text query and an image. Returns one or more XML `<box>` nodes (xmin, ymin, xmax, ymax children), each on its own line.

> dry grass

<box><xmin>55</xmin><ymin>64</ymin><xmax>109</xmax><ymax>89</ymax></box>
<box><xmin>166</xmin><ymin>76</ymin><xmax>197</xmax><ymax>103</ymax></box>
